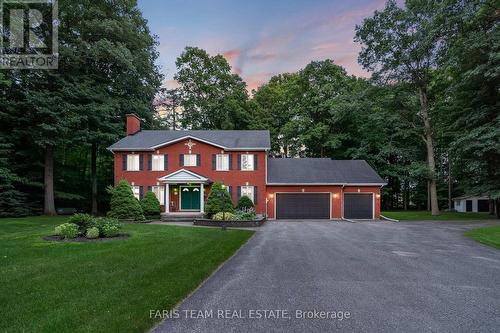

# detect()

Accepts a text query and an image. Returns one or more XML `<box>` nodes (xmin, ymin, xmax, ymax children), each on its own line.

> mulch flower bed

<box><xmin>43</xmin><ymin>234</ymin><xmax>130</xmax><ymax>242</ymax></box>
<box><xmin>194</xmin><ymin>216</ymin><xmax>266</xmax><ymax>227</ymax></box>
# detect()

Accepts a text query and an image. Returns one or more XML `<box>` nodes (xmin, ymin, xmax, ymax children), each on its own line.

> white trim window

<box><xmin>131</xmin><ymin>185</ymin><xmax>140</xmax><ymax>200</ymax></box>
<box><xmin>241</xmin><ymin>154</ymin><xmax>254</xmax><ymax>171</ymax></box>
<box><xmin>152</xmin><ymin>155</ymin><xmax>164</xmax><ymax>171</ymax></box>
<box><xmin>127</xmin><ymin>154</ymin><xmax>140</xmax><ymax>171</ymax></box>
<box><xmin>241</xmin><ymin>186</ymin><xmax>254</xmax><ymax>203</ymax></box>
<box><xmin>183</xmin><ymin>154</ymin><xmax>197</xmax><ymax>166</ymax></box>
<box><xmin>216</xmin><ymin>154</ymin><xmax>229</xmax><ymax>171</ymax></box>
<box><xmin>152</xmin><ymin>185</ymin><xmax>165</xmax><ymax>204</ymax></box>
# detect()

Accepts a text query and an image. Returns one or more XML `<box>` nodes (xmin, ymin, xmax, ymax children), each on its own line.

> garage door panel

<box><xmin>344</xmin><ymin>193</ymin><xmax>373</xmax><ymax>219</ymax></box>
<box><xmin>276</xmin><ymin>193</ymin><xmax>330</xmax><ymax>219</ymax></box>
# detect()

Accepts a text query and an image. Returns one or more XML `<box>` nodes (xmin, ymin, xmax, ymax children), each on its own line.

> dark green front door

<box><xmin>180</xmin><ymin>187</ymin><xmax>201</xmax><ymax>210</ymax></box>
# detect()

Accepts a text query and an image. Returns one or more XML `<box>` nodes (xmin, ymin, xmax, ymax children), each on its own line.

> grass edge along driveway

<box><xmin>465</xmin><ymin>226</ymin><xmax>500</xmax><ymax>250</ymax></box>
<box><xmin>0</xmin><ymin>216</ymin><xmax>254</xmax><ymax>333</ymax></box>
<box><xmin>382</xmin><ymin>211</ymin><xmax>494</xmax><ymax>221</ymax></box>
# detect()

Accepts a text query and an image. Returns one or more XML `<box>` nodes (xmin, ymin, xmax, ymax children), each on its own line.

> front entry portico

<box><xmin>158</xmin><ymin>169</ymin><xmax>209</xmax><ymax>214</ymax></box>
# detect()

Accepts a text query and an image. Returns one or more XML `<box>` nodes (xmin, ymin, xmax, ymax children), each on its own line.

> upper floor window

<box><xmin>216</xmin><ymin>154</ymin><xmax>229</xmax><ymax>171</ymax></box>
<box><xmin>127</xmin><ymin>154</ymin><xmax>140</xmax><ymax>171</ymax></box>
<box><xmin>241</xmin><ymin>186</ymin><xmax>255</xmax><ymax>203</ymax></box>
<box><xmin>183</xmin><ymin>154</ymin><xmax>197</xmax><ymax>166</ymax></box>
<box><xmin>241</xmin><ymin>154</ymin><xmax>254</xmax><ymax>171</ymax></box>
<box><xmin>152</xmin><ymin>155</ymin><xmax>164</xmax><ymax>171</ymax></box>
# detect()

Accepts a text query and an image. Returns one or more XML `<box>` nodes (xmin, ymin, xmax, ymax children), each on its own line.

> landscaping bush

<box><xmin>86</xmin><ymin>227</ymin><xmax>100</xmax><ymax>239</ymax></box>
<box><xmin>205</xmin><ymin>182</ymin><xmax>234</xmax><ymax>218</ymax></box>
<box><xmin>236</xmin><ymin>196</ymin><xmax>254</xmax><ymax>210</ymax></box>
<box><xmin>58</xmin><ymin>223</ymin><xmax>79</xmax><ymax>239</ymax></box>
<box><xmin>54</xmin><ymin>225</ymin><xmax>63</xmax><ymax>236</ymax></box>
<box><xmin>107</xmin><ymin>180</ymin><xmax>144</xmax><ymax>221</ymax></box>
<box><xmin>234</xmin><ymin>210</ymin><xmax>257</xmax><ymax>220</ymax></box>
<box><xmin>212</xmin><ymin>212</ymin><xmax>236</xmax><ymax>221</ymax></box>
<box><xmin>68</xmin><ymin>213</ymin><xmax>95</xmax><ymax>232</ymax></box>
<box><xmin>95</xmin><ymin>217</ymin><xmax>121</xmax><ymax>237</ymax></box>
<box><xmin>140</xmin><ymin>191</ymin><xmax>161</xmax><ymax>217</ymax></box>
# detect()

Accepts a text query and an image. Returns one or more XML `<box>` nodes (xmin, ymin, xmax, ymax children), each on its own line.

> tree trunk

<box><xmin>495</xmin><ymin>198</ymin><xmax>500</xmax><ymax>219</ymax></box>
<box><xmin>91</xmin><ymin>142</ymin><xmax>98</xmax><ymax>215</ymax></box>
<box><xmin>427</xmin><ymin>180</ymin><xmax>431</xmax><ymax>211</ymax></box>
<box><xmin>448</xmin><ymin>155</ymin><xmax>452</xmax><ymax>211</ymax></box>
<box><xmin>44</xmin><ymin>146</ymin><xmax>56</xmax><ymax>215</ymax></box>
<box><xmin>419</xmin><ymin>87</ymin><xmax>439</xmax><ymax>215</ymax></box>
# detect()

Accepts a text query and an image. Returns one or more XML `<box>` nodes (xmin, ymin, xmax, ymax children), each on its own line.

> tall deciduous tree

<box><xmin>355</xmin><ymin>0</ymin><xmax>445</xmax><ymax>215</ymax></box>
<box><xmin>175</xmin><ymin>47</ymin><xmax>249</xmax><ymax>129</ymax></box>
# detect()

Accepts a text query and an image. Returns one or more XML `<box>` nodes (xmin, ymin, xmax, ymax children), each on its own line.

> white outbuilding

<box><xmin>453</xmin><ymin>195</ymin><xmax>490</xmax><ymax>213</ymax></box>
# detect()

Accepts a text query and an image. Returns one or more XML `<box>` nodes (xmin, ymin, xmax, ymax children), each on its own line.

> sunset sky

<box><xmin>137</xmin><ymin>0</ymin><xmax>391</xmax><ymax>91</ymax></box>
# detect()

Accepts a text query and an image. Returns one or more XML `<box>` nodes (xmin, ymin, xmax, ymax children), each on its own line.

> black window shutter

<box><xmin>254</xmin><ymin>186</ymin><xmax>258</xmax><ymax>203</ymax></box>
<box><xmin>228</xmin><ymin>186</ymin><xmax>233</xmax><ymax>199</ymax></box>
<box><xmin>254</xmin><ymin>154</ymin><xmax>258</xmax><ymax>170</ymax></box>
<box><xmin>147</xmin><ymin>185</ymin><xmax>152</xmax><ymax>192</ymax></box>
<box><xmin>237</xmin><ymin>186</ymin><xmax>241</xmax><ymax>198</ymax></box>
<box><xmin>164</xmin><ymin>154</ymin><xmax>168</xmax><ymax>170</ymax></box>
<box><xmin>237</xmin><ymin>154</ymin><xmax>241</xmax><ymax>170</ymax></box>
<box><xmin>229</xmin><ymin>154</ymin><xmax>233</xmax><ymax>170</ymax></box>
<box><xmin>148</xmin><ymin>154</ymin><xmax>152</xmax><ymax>170</ymax></box>
<box><xmin>122</xmin><ymin>154</ymin><xmax>127</xmax><ymax>170</ymax></box>
<box><xmin>179</xmin><ymin>154</ymin><xmax>184</xmax><ymax>167</ymax></box>
<box><xmin>139</xmin><ymin>154</ymin><xmax>144</xmax><ymax>170</ymax></box>
<box><xmin>212</xmin><ymin>154</ymin><xmax>216</xmax><ymax>170</ymax></box>
<box><xmin>196</xmin><ymin>154</ymin><xmax>201</xmax><ymax>166</ymax></box>
<box><xmin>139</xmin><ymin>186</ymin><xmax>144</xmax><ymax>200</ymax></box>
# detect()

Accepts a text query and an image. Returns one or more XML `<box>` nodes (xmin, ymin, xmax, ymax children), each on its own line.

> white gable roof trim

<box><xmin>158</xmin><ymin>169</ymin><xmax>209</xmax><ymax>183</ymax></box>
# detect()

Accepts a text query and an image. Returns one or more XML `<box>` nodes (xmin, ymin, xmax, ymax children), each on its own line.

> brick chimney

<box><xmin>126</xmin><ymin>114</ymin><xmax>141</xmax><ymax>135</ymax></box>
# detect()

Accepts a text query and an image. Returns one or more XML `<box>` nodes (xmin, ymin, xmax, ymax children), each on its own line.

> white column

<box><xmin>200</xmin><ymin>183</ymin><xmax>204</xmax><ymax>213</ymax></box>
<box><xmin>165</xmin><ymin>183</ymin><xmax>170</xmax><ymax>213</ymax></box>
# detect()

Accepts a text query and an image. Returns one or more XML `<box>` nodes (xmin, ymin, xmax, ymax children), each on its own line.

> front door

<box><xmin>180</xmin><ymin>186</ymin><xmax>201</xmax><ymax>211</ymax></box>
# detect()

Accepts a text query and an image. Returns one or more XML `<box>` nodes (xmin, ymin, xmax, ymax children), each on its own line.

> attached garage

<box><xmin>344</xmin><ymin>193</ymin><xmax>373</xmax><ymax>219</ymax></box>
<box><xmin>276</xmin><ymin>193</ymin><xmax>330</xmax><ymax>219</ymax></box>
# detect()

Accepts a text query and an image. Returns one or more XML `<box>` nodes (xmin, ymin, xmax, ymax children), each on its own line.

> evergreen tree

<box><xmin>107</xmin><ymin>180</ymin><xmax>144</xmax><ymax>221</ymax></box>
<box><xmin>140</xmin><ymin>192</ymin><xmax>161</xmax><ymax>217</ymax></box>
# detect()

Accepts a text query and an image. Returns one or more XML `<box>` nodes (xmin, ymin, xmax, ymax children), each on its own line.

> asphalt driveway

<box><xmin>151</xmin><ymin>220</ymin><xmax>500</xmax><ymax>333</ymax></box>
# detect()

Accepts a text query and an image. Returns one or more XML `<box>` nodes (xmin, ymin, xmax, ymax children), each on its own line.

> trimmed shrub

<box><xmin>140</xmin><ymin>191</ymin><xmax>161</xmax><ymax>217</ymax></box>
<box><xmin>86</xmin><ymin>227</ymin><xmax>99</xmax><ymax>239</ymax></box>
<box><xmin>205</xmin><ymin>182</ymin><xmax>234</xmax><ymax>218</ymax></box>
<box><xmin>213</xmin><ymin>212</ymin><xmax>236</xmax><ymax>221</ymax></box>
<box><xmin>68</xmin><ymin>213</ymin><xmax>95</xmax><ymax>232</ymax></box>
<box><xmin>95</xmin><ymin>217</ymin><xmax>121</xmax><ymax>237</ymax></box>
<box><xmin>107</xmin><ymin>180</ymin><xmax>144</xmax><ymax>221</ymax></box>
<box><xmin>54</xmin><ymin>225</ymin><xmax>63</xmax><ymax>236</ymax></box>
<box><xmin>234</xmin><ymin>210</ymin><xmax>256</xmax><ymax>220</ymax></box>
<box><xmin>58</xmin><ymin>223</ymin><xmax>79</xmax><ymax>239</ymax></box>
<box><xmin>237</xmin><ymin>196</ymin><xmax>254</xmax><ymax>210</ymax></box>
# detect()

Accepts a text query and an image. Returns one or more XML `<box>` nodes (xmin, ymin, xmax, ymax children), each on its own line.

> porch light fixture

<box><xmin>269</xmin><ymin>193</ymin><xmax>274</xmax><ymax>199</ymax></box>
<box><xmin>376</xmin><ymin>194</ymin><xmax>381</xmax><ymax>198</ymax></box>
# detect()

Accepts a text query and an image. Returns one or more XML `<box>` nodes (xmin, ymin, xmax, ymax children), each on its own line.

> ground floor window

<box><xmin>131</xmin><ymin>186</ymin><xmax>140</xmax><ymax>200</ymax></box>
<box><xmin>152</xmin><ymin>185</ymin><xmax>165</xmax><ymax>204</ymax></box>
<box><xmin>241</xmin><ymin>186</ymin><xmax>254</xmax><ymax>203</ymax></box>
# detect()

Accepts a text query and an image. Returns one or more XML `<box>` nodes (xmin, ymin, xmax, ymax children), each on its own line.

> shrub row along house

<box><xmin>107</xmin><ymin>114</ymin><xmax>386</xmax><ymax>220</ymax></box>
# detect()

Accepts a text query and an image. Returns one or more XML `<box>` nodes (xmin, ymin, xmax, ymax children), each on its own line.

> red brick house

<box><xmin>108</xmin><ymin>114</ymin><xmax>386</xmax><ymax>220</ymax></box>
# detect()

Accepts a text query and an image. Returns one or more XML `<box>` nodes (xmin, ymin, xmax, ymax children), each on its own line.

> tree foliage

<box><xmin>205</xmin><ymin>182</ymin><xmax>235</xmax><ymax>218</ymax></box>
<box><xmin>141</xmin><ymin>192</ymin><xmax>161</xmax><ymax>217</ymax></box>
<box><xmin>107</xmin><ymin>180</ymin><xmax>144</xmax><ymax>221</ymax></box>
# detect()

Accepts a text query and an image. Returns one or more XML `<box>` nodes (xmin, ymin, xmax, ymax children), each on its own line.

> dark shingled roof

<box><xmin>267</xmin><ymin>158</ymin><xmax>386</xmax><ymax>184</ymax></box>
<box><xmin>108</xmin><ymin>130</ymin><xmax>271</xmax><ymax>151</ymax></box>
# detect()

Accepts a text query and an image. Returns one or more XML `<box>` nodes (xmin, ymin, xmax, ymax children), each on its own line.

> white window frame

<box><xmin>127</xmin><ymin>154</ymin><xmax>140</xmax><ymax>171</ymax></box>
<box><xmin>131</xmin><ymin>185</ymin><xmax>140</xmax><ymax>200</ymax></box>
<box><xmin>241</xmin><ymin>185</ymin><xmax>254</xmax><ymax>203</ymax></box>
<box><xmin>183</xmin><ymin>154</ymin><xmax>197</xmax><ymax>166</ymax></box>
<box><xmin>241</xmin><ymin>154</ymin><xmax>254</xmax><ymax>171</ymax></box>
<box><xmin>216</xmin><ymin>154</ymin><xmax>229</xmax><ymax>171</ymax></box>
<box><xmin>152</xmin><ymin>155</ymin><xmax>164</xmax><ymax>171</ymax></box>
<box><xmin>152</xmin><ymin>185</ymin><xmax>165</xmax><ymax>204</ymax></box>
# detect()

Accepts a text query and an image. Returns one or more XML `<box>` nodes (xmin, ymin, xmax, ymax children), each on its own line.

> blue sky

<box><xmin>137</xmin><ymin>0</ymin><xmax>388</xmax><ymax>91</ymax></box>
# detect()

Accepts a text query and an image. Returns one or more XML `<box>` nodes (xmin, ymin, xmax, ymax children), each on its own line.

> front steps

<box><xmin>161</xmin><ymin>212</ymin><xmax>204</xmax><ymax>222</ymax></box>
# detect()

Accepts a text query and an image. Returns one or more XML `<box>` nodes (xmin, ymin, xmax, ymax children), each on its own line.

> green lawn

<box><xmin>382</xmin><ymin>210</ymin><xmax>495</xmax><ymax>221</ymax></box>
<box><xmin>0</xmin><ymin>216</ymin><xmax>254</xmax><ymax>333</ymax></box>
<box><xmin>465</xmin><ymin>226</ymin><xmax>500</xmax><ymax>249</ymax></box>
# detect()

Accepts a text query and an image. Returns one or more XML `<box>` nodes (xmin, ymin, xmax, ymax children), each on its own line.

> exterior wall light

<box><xmin>269</xmin><ymin>193</ymin><xmax>274</xmax><ymax>199</ymax></box>
<box><xmin>376</xmin><ymin>194</ymin><xmax>381</xmax><ymax>198</ymax></box>
<box><xmin>333</xmin><ymin>193</ymin><xmax>339</xmax><ymax>199</ymax></box>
